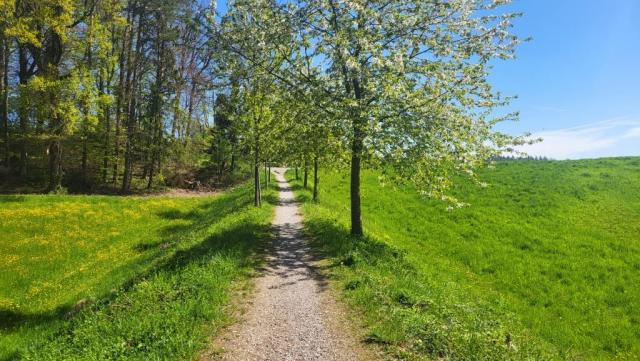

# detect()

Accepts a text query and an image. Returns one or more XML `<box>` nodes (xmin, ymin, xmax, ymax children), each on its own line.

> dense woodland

<box><xmin>0</xmin><ymin>0</ymin><xmax>222</xmax><ymax>193</ymax></box>
<box><xmin>0</xmin><ymin>0</ymin><xmax>529</xmax><ymax>236</ymax></box>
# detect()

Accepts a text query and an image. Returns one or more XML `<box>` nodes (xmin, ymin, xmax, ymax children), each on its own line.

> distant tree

<box><xmin>216</xmin><ymin>0</ymin><xmax>294</xmax><ymax>206</ymax></box>
<box><xmin>205</xmin><ymin>92</ymin><xmax>237</xmax><ymax>178</ymax></box>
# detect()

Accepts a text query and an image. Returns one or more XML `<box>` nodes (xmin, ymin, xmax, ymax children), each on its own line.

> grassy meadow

<box><xmin>0</xmin><ymin>183</ymin><xmax>275</xmax><ymax>360</ymax></box>
<box><xmin>286</xmin><ymin>157</ymin><xmax>640</xmax><ymax>360</ymax></box>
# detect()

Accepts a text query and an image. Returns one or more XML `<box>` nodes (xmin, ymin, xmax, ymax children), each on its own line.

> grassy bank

<box><xmin>0</xmin><ymin>183</ymin><xmax>275</xmax><ymax>360</ymax></box>
<box><xmin>286</xmin><ymin>157</ymin><xmax>640</xmax><ymax>360</ymax></box>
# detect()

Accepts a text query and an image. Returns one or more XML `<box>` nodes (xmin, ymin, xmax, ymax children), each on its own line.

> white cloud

<box><xmin>623</xmin><ymin>127</ymin><xmax>640</xmax><ymax>139</ymax></box>
<box><xmin>517</xmin><ymin>118</ymin><xmax>640</xmax><ymax>159</ymax></box>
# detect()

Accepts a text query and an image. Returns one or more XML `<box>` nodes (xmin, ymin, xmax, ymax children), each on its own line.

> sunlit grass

<box><xmin>0</xmin><ymin>182</ymin><xmax>275</xmax><ymax>360</ymax></box>
<box><xmin>287</xmin><ymin>157</ymin><xmax>640</xmax><ymax>360</ymax></box>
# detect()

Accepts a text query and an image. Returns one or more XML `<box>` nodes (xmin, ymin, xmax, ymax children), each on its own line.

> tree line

<box><xmin>1</xmin><ymin>0</ymin><xmax>530</xmax><ymax>236</ymax></box>
<box><xmin>0</xmin><ymin>0</ymin><xmax>216</xmax><ymax>193</ymax></box>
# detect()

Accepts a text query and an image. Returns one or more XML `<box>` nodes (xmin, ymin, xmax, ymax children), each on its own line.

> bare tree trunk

<box><xmin>146</xmin><ymin>155</ymin><xmax>154</xmax><ymax>189</ymax></box>
<box><xmin>295</xmin><ymin>167</ymin><xmax>298</xmax><ymax>180</ymax></box>
<box><xmin>254</xmin><ymin>142</ymin><xmax>261</xmax><ymax>207</ymax></box>
<box><xmin>148</xmin><ymin>16</ymin><xmax>166</xmax><ymax>190</ymax></box>
<box><xmin>264</xmin><ymin>162</ymin><xmax>268</xmax><ymax>188</ymax></box>
<box><xmin>112</xmin><ymin>14</ymin><xmax>131</xmax><ymax>185</ymax></box>
<box><xmin>101</xmin><ymin>77</ymin><xmax>111</xmax><ymax>184</ymax></box>
<box><xmin>303</xmin><ymin>158</ymin><xmax>308</xmax><ymax>189</ymax></box>
<box><xmin>101</xmin><ymin>26</ymin><xmax>117</xmax><ymax>184</ymax></box>
<box><xmin>47</xmin><ymin>137</ymin><xmax>62</xmax><ymax>192</ymax></box>
<box><xmin>122</xmin><ymin>13</ymin><xmax>143</xmax><ymax>193</ymax></box>
<box><xmin>17</xmin><ymin>46</ymin><xmax>30</xmax><ymax>177</ymax></box>
<box><xmin>350</xmin><ymin>129</ymin><xmax>363</xmax><ymax>236</ymax></box>
<box><xmin>80</xmin><ymin>43</ymin><xmax>94</xmax><ymax>188</ymax></box>
<box><xmin>45</xmin><ymin>66</ymin><xmax>64</xmax><ymax>192</ymax></box>
<box><xmin>185</xmin><ymin>81</ymin><xmax>196</xmax><ymax>140</ymax></box>
<box><xmin>313</xmin><ymin>155</ymin><xmax>319</xmax><ymax>202</ymax></box>
<box><xmin>147</xmin><ymin>108</ymin><xmax>163</xmax><ymax>190</ymax></box>
<box><xmin>349</xmin><ymin>110</ymin><xmax>365</xmax><ymax>236</ymax></box>
<box><xmin>122</xmin><ymin>91</ymin><xmax>136</xmax><ymax>193</ymax></box>
<box><xmin>230</xmin><ymin>143</ymin><xmax>236</xmax><ymax>174</ymax></box>
<box><xmin>81</xmin><ymin>132</ymin><xmax>88</xmax><ymax>185</ymax></box>
<box><xmin>1</xmin><ymin>37</ymin><xmax>8</xmax><ymax>166</ymax></box>
<box><xmin>171</xmin><ymin>89</ymin><xmax>181</xmax><ymax>138</ymax></box>
<box><xmin>217</xmin><ymin>135</ymin><xmax>223</xmax><ymax>176</ymax></box>
<box><xmin>42</xmin><ymin>28</ymin><xmax>65</xmax><ymax>193</ymax></box>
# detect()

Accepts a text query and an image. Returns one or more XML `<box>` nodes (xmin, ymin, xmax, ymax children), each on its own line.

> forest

<box><xmin>0</xmin><ymin>0</ymin><xmax>228</xmax><ymax>194</ymax></box>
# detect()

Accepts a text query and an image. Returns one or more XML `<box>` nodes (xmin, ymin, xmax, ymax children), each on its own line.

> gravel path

<box><xmin>214</xmin><ymin>168</ymin><xmax>369</xmax><ymax>361</ymax></box>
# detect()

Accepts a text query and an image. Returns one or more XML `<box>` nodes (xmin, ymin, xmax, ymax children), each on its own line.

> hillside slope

<box><xmin>287</xmin><ymin>157</ymin><xmax>640</xmax><ymax>360</ymax></box>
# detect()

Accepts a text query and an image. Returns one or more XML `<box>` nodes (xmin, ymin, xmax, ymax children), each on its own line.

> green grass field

<box><xmin>287</xmin><ymin>157</ymin><xmax>640</xmax><ymax>360</ymax></box>
<box><xmin>0</xmin><ymin>183</ymin><xmax>274</xmax><ymax>360</ymax></box>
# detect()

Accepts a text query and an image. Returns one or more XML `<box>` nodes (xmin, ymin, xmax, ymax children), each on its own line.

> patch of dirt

<box><xmin>149</xmin><ymin>188</ymin><xmax>218</xmax><ymax>198</ymax></box>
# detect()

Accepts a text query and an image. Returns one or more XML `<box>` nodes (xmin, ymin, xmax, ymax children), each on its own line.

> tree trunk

<box><xmin>121</xmin><ymin>101</ymin><xmax>136</xmax><ymax>192</ymax></box>
<box><xmin>47</xmin><ymin>138</ymin><xmax>62</xmax><ymax>192</ymax></box>
<box><xmin>303</xmin><ymin>159</ymin><xmax>308</xmax><ymax>188</ymax></box>
<box><xmin>147</xmin><ymin>156</ymin><xmax>155</xmax><ymax>189</ymax></box>
<box><xmin>350</xmin><ymin>75</ymin><xmax>365</xmax><ymax>236</ymax></box>
<box><xmin>185</xmin><ymin>81</ymin><xmax>196</xmax><ymax>140</ymax></box>
<box><xmin>42</xmin><ymin>29</ymin><xmax>65</xmax><ymax>193</ymax></box>
<box><xmin>217</xmin><ymin>135</ymin><xmax>223</xmax><ymax>176</ymax></box>
<box><xmin>295</xmin><ymin>167</ymin><xmax>298</xmax><ymax>180</ymax></box>
<box><xmin>350</xmin><ymin>130</ymin><xmax>364</xmax><ymax>236</ymax></box>
<box><xmin>313</xmin><ymin>155</ymin><xmax>319</xmax><ymax>202</ymax></box>
<box><xmin>264</xmin><ymin>162</ymin><xmax>268</xmax><ymax>188</ymax></box>
<box><xmin>113</xmin><ymin>11</ymin><xmax>134</xmax><ymax>185</ymax></box>
<box><xmin>147</xmin><ymin>115</ymin><xmax>163</xmax><ymax>190</ymax></box>
<box><xmin>100</xmin><ymin>77</ymin><xmax>111</xmax><ymax>184</ymax></box>
<box><xmin>122</xmin><ymin>79</ymin><xmax>138</xmax><ymax>192</ymax></box>
<box><xmin>122</xmin><ymin>13</ymin><xmax>143</xmax><ymax>193</ymax></box>
<box><xmin>112</xmin><ymin>33</ymin><xmax>128</xmax><ymax>185</ymax></box>
<box><xmin>81</xmin><ymin>44</ymin><xmax>93</xmax><ymax>187</ymax></box>
<box><xmin>148</xmin><ymin>17</ymin><xmax>166</xmax><ymax>190</ymax></box>
<box><xmin>1</xmin><ymin>37</ymin><xmax>8</xmax><ymax>166</ymax></box>
<box><xmin>230</xmin><ymin>143</ymin><xmax>236</xmax><ymax>173</ymax></box>
<box><xmin>102</xmin><ymin>25</ymin><xmax>117</xmax><ymax>184</ymax></box>
<box><xmin>102</xmin><ymin>110</ymin><xmax>111</xmax><ymax>184</ymax></box>
<box><xmin>81</xmin><ymin>134</ymin><xmax>88</xmax><ymax>185</ymax></box>
<box><xmin>17</xmin><ymin>46</ymin><xmax>30</xmax><ymax>177</ymax></box>
<box><xmin>171</xmin><ymin>89</ymin><xmax>181</xmax><ymax>138</ymax></box>
<box><xmin>254</xmin><ymin>143</ymin><xmax>261</xmax><ymax>207</ymax></box>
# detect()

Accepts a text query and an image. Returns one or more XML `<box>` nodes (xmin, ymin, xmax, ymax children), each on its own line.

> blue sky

<box><xmin>491</xmin><ymin>0</ymin><xmax>640</xmax><ymax>159</ymax></box>
<box><xmin>214</xmin><ymin>0</ymin><xmax>639</xmax><ymax>159</ymax></box>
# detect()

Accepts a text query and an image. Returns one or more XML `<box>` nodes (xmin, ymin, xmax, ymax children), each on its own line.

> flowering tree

<box><xmin>215</xmin><ymin>0</ymin><xmax>293</xmax><ymax>205</ymax></box>
<box><xmin>292</xmin><ymin>0</ymin><xmax>530</xmax><ymax>235</ymax></box>
<box><xmin>217</xmin><ymin>0</ymin><xmax>530</xmax><ymax>236</ymax></box>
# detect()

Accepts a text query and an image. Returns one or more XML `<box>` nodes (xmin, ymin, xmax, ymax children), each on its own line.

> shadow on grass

<box><xmin>294</xmin><ymin>208</ymin><xmax>551</xmax><ymax>359</ymax></box>
<box><xmin>1</xmin><ymin>184</ymin><xmax>276</xmax><ymax>359</ymax></box>
<box><xmin>117</xmin><ymin>185</ymin><xmax>275</xmax><ymax>295</ymax></box>
<box><xmin>0</xmin><ymin>195</ymin><xmax>25</xmax><ymax>203</ymax></box>
<box><xmin>302</xmin><ymin>217</ymin><xmax>408</xmax><ymax>272</ymax></box>
<box><xmin>133</xmin><ymin>190</ymin><xmax>251</xmax><ymax>252</ymax></box>
<box><xmin>0</xmin><ymin>308</ymin><xmax>67</xmax><ymax>331</ymax></box>
<box><xmin>0</xmin><ymin>352</ymin><xmax>19</xmax><ymax>361</ymax></box>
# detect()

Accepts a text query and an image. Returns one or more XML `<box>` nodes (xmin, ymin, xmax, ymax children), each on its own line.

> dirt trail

<box><xmin>213</xmin><ymin>168</ymin><xmax>370</xmax><ymax>361</ymax></box>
